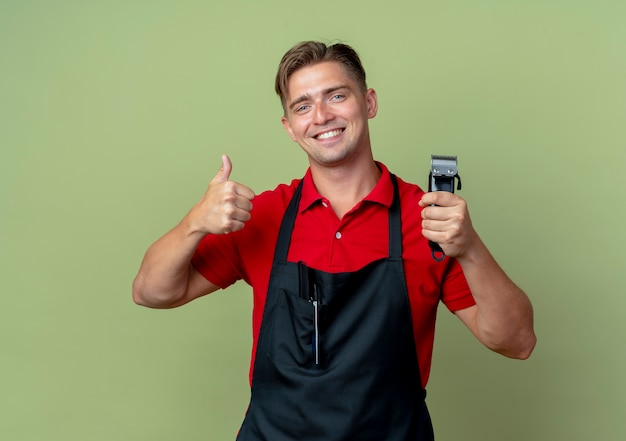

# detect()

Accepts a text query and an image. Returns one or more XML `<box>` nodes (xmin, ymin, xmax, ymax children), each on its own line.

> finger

<box><xmin>419</xmin><ymin>191</ymin><xmax>454</xmax><ymax>208</ymax></box>
<box><xmin>422</xmin><ymin>214</ymin><xmax>449</xmax><ymax>232</ymax></box>
<box><xmin>230</xmin><ymin>204</ymin><xmax>253</xmax><ymax>223</ymax></box>
<box><xmin>233</xmin><ymin>183</ymin><xmax>256</xmax><ymax>201</ymax></box>
<box><xmin>233</xmin><ymin>193</ymin><xmax>254</xmax><ymax>212</ymax></box>
<box><xmin>211</xmin><ymin>154</ymin><xmax>232</xmax><ymax>184</ymax></box>
<box><xmin>222</xmin><ymin>204</ymin><xmax>253</xmax><ymax>231</ymax></box>
<box><xmin>421</xmin><ymin>204</ymin><xmax>451</xmax><ymax>221</ymax></box>
<box><xmin>224</xmin><ymin>219</ymin><xmax>247</xmax><ymax>234</ymax></box>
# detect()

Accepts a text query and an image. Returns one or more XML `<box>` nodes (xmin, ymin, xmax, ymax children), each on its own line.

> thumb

<box><xmin>212</xmin><ymin>154</ymin><xmax>232</xmax><ymax>184</ymax></box>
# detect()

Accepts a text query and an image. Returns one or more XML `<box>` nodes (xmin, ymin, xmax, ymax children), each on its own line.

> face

<box><xmin>281</xmin><ymin>61</ymin><xmax>378</xmax><ymax>168</ymax></box>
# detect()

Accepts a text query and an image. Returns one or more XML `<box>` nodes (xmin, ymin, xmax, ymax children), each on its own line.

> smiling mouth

<box><xmin>315</xmin><ymin>129</ymin><xmax>344</xmax><ymax>140</ymax></box>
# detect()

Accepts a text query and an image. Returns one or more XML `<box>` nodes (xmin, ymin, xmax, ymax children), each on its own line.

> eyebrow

<box><xmin>288</xmin><ymin>85</ymin><xmax>349</xmax><ymax>111</ymax></box>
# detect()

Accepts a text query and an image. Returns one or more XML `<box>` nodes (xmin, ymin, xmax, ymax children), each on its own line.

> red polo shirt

<box><xmin>192</xmin><ymin>163</ymin><xmax>475</xmax><ymax>388</ymax></box>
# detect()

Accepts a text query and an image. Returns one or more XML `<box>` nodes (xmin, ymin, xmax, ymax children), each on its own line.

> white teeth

<box><xmin>317</xmin><ymin>129</ymin><xmax>342</xmax><ymax>140</ymax></box>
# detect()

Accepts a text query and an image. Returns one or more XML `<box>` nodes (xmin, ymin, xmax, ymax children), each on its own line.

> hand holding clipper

<box><xmin>428</xmin><ymin>155</ymin><xmax>462</xmax><ymax>261</ymax></box>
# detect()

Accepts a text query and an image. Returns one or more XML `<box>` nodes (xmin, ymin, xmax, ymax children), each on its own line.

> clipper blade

<box><xmin>430</xmin><ymin>155</ymin><xmax>458</xmax><ymax>178</ymax></box>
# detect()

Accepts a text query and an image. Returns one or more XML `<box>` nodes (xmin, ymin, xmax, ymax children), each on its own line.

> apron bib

<box><xmin>237</xmin><ymin>174</ymin><xmax>434</xmax><ymax>441</ymax></box>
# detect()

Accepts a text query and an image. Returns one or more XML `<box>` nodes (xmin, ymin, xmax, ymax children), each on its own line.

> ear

<box><xmin>365</xmin><ymin>88</ymin><xmax>378</xmax><ymax>119</ymax></box>
<box><xmin>281</xmin><ymin>115</ymin><xmax>297</xmax><ymax>142</ymax></box>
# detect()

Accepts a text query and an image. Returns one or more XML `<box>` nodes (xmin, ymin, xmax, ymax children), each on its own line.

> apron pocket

<box><xmin>265</xmin><ymin>288</ymin><xmax>317</xmax><ymax>367</ymax></box>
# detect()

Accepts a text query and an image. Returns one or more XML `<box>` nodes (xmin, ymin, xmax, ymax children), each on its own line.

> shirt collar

<box><xmin>298</xmin><ymin>162</ymin><xmax>394</xmax><ymax>213</ymax></box>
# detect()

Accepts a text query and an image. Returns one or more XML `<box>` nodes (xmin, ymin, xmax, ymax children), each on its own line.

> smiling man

<box><xmin>132</xmin><ymin>41</ymin><xmax>536</xmax><ymax>441</ymax></box>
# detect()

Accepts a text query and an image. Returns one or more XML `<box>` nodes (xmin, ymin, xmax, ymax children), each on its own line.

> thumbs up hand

<box><xmin>188</xmin><ymin>154</ymin><xmax>255</xmax><ymax>235</ymax></box>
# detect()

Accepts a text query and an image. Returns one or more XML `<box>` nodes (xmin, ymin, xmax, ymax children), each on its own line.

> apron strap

<box><xmin>272</xmin><ymin>179</ymin><xmax>303</xmax><ymax>262</ymax></box>
<box><xmin>388</xmin><ymin>173</ymin><xmax>402</xmax><ymax>259</ymax></box>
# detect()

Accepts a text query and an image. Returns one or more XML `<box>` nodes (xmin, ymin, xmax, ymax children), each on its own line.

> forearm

<box><xmin>456</xmin><ymin>238</ymin><xmax>536</xmax><ymax>359</ymax></box>
<box><xmin>132</xmin><ymin>217</ymin><xmax>206</xmax><ymax>308</ymax></box>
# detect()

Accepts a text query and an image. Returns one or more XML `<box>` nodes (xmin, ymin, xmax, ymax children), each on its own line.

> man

<box><xmin>133</xmin><ymin>41</ymin><xmax>536</xmax><ymax>440</ymax></box>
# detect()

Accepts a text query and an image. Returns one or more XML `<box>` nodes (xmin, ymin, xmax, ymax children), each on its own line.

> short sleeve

<box><xmin>440</xmin><ymin>258</ymin><xmax>476</xmax><ymax>312</ymax></box>
<box><xmin>191</xmin><ymin>233</ymin><xmax>243</xmax><ymax>289</ymax></box>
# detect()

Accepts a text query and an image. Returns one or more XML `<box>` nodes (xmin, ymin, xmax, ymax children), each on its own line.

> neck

<box><xmin>310</xmin><ymin>160</ymin><xmax>381</xmax><ymax>219</ymax></box>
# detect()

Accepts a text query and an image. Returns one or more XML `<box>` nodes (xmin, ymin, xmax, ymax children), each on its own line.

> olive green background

<box><xmin>1</xmin><ymin>1</ymin><xmax>624</xmax><ymax>440</ymax></box>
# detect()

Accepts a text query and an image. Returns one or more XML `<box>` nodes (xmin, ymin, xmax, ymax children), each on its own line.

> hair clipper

<box><xmin>428</xmin><ymin>155</ymin><xmax>462</xmax><ymax>261</ymax></box>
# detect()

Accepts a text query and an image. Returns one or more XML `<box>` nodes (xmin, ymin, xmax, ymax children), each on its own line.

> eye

<box><xmin>331</xmin><ymin>94</ymin><xmax>345</xmax><ymax>101</ymax></box>
<box><xmin>294</xmin><ymin>104</ymin><xmax>310</xmax><ymax>113</ymax></box>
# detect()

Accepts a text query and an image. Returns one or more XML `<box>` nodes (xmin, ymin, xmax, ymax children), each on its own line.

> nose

<box><xmin>313</xmin><ymin>101</ymin><xmax>334</xmax><ymax>125</ymax></box>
